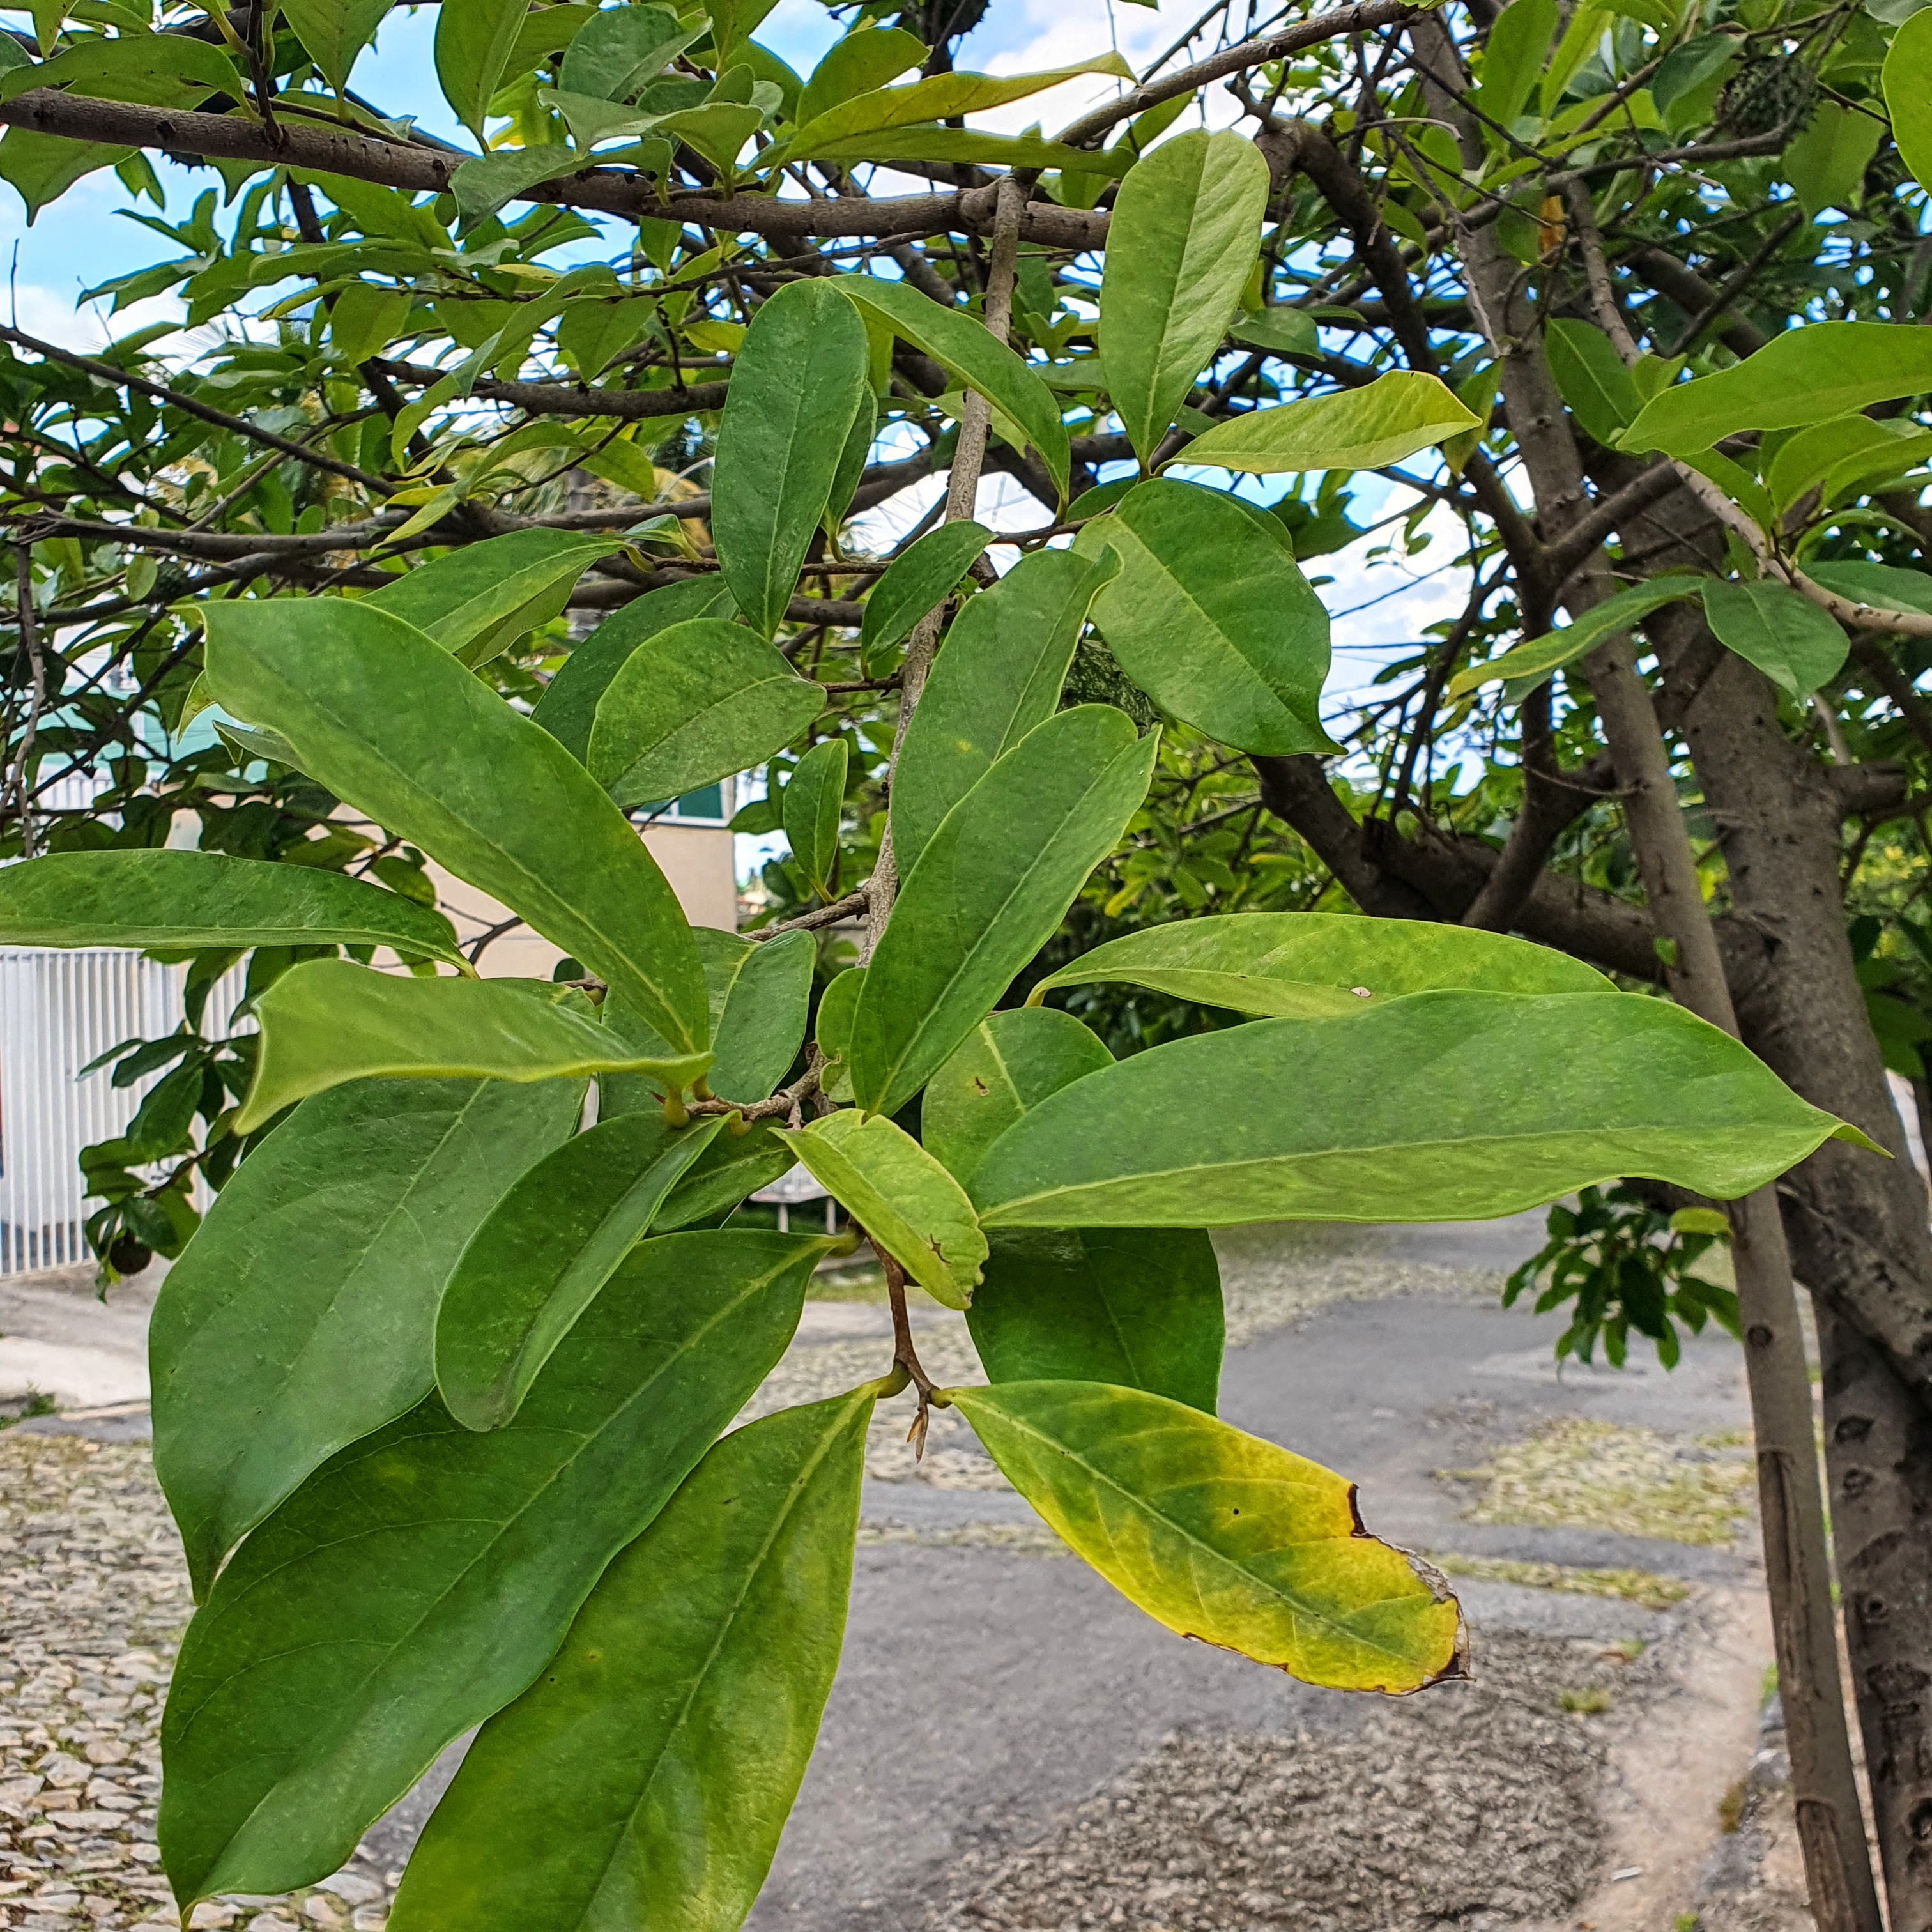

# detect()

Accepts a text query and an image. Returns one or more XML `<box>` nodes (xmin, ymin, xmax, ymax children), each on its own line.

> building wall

<box><xmin>428</xmin><ymin>822</ymin><xmax>739</xmax><ymax>978</ymax></box>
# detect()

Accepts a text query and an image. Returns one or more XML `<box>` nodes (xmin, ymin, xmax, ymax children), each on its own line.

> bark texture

<box><xmin>1676</xmin><ymin>646</ymin><xmax>1932</xmax><ymax>1932</ymax></box>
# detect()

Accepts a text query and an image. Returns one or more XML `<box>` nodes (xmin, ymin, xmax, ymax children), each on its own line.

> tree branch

<box><xmin>0</xmin><ymin>322</ymin><xmax>386</xmax><ymax>491</ymax></box>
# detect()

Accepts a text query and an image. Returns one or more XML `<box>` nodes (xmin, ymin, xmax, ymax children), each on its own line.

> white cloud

<box><xmin>973</xmin><ymin>0</ymin><xmax>1243</xmax><ymax>134</ymax></box>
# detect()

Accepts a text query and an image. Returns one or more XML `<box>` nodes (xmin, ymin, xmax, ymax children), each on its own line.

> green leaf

<box><xmin>970</xmin><ymin>1229</ymin><xmax>1222</xmax><ymax>1412</ymax></box>
<box><xmin>503</xmin><ymin>3</ymin><xmax>599</xmax><ymax>74</ymax></box>
<box><xmin>204</xmin><ymin>597</ymin><xmax>709</xmax><ymax>1054</ymax></box>
<box><xmin>1473</xmin><ymin>0</ymin><xmax>1558</xmax><ymax>125</ymax></box>
<box><xmin>1098</xmin><ymin>130</ymin><xmax>1271</xmax><ymax>466</ymax></box>
<box><xmin>712</xmin><ymin>278</ymin><xmax>871</xmax><ymax>636</ymax></box>
<box><xmin>1885</xmin><ymin>6</ymin><xmax>1932</xmax><ymax>192</ymax></box>
<box><xmin>1538</xmin><ymin>0</ymin><xmax>1609</xmax><ymax>110</ymax></box>
<box><xmin>645</xmin><ymin>99</ymin><xmax>765</xmax><ymax>171</ymax></box>
<box><xmin>656</xmin><ymin>1120</ymin><xmax>798</xmax><ymax>1228</ymax></box>
<box><xmin>560</xmin><ymin>3</ymin><xmax>702</xmax><ymax>99</ymax></box>
<box><xmin>1671</xmin><ymin>1206</ymin><xmax>1733</xmax><ymax>1237</ymax></box>
<box><xmin>852</xmin><ymin>707</ymin><xmax>1157</xmax><ymax>1117</ymax></box>
<box><xmin>1621</xmin><ymin>323</ymin><xmax>1932</xmax><ymax>456</ymax></box>
<box><xmin>970</xmin><ymin>991</ymin><xmax>1861</xmax><ymax>1227</ymax></box>
<box><xmin>783</xmin><ymin>737</ymin><xmax>848</xmax><ymax>900</ymax></box>
<box><xmin>153</xmin><ymin>1077</ymin><xmax>581</xmax><ymax>1599</ymax></box>
<box><xmin>434</xmin><ymin>1112</ymin><xmax>728</xmax><ymax>1431</ymax></box>
<box><xmin>604</xmin><ymin>926</ymin><xmax>815</xmax><ymax>1111</ymax></box>
<box><xmin>1229</xmin><ymin>307</ymin><xmax>1321</xmax><ymax>358</ymax></box>
<box><xmin>1445</xmin><ymin>576</ymin><xmax>1708</xmax><ymax>699</ymax></box>
<box><xmin>587</xmin><ymin>617</ymin><xmax>826</xmax><ymax>808</ymax></box>
<box><xmin>858</xmin><ymin>519</ymin><xmax>993</xmax><ymax>659</ymax></box>
<box><xmin>824</xmin><ymin>394</ymin><xmax>878</xmax><ymax>539</ymax></box>
<box><xmin>890</xmin><ymin>548</ymin><xmax>1117</xmax><ymax>877</ymax></box>
<box><xmin>704</xmin><ymin>927</ymin><xmax>815</xmax><ymax>1103</ymax></box>
<box><xmin>328</xmin><ymin>282</ymin><xmax>412</xmax><ymax>367</ymax></box>
<box><xmin>386</xmin><ymin>1388</ymin><xmax>871</xmax><ymax>1932</ymax></box>
<box><xmin>280</xmin><ymin>0</ymin><xmax>395</xmax><ymax>95</ymax></box>
<box><xmin>1805</xmin><ymin>560</ymin><xmax>1932</xmax><ymax>618</ymax></box>
<box><xmin>922</xmin><ymin>1006</ymin><xmax>1112</xmax><ymax>1185</ymax></box>
<box><xmin>1650</xmin><ymin>32</ymin><xmax>1737</xmax><ymax>130</ymax></box>
<box><xmin>776</xmin><ymin>1108</ymin><xmax>986</xmax><ymax>1308</ymax></box>
<box><xmin>449</xmin><ymin>146</ymin><xmax>579</xmax><ymax>230</ymax></box>
<box><xmin>1078</xmin><ymin>480</ymin><xmax>1333</xmax><ymax>755</ymax></box>
<box><xmin>1771</xmin><ymin>418</ymin><xmax>1932</xmax><ymax>514</ymax></box>
<box><xmin>435</xmin><ymin>0</ymin><xmax>529</xmax><ymax>137</ymax></box>
<box><xmin>215</xmin><ymin>717</ymin><xmax>301</xmax><ymax>769</ymax></box>
<box><xmin>799</xmin><ymin>25</ymin><xmax>926</xmax><ymax>125</ymax></box>
<box><xmin>1701</xmin><ymin>579</ymin><xmax>1849</xmax><ymax>699</ymax></box>
<box><xmin>0</xmin><ymin>33</ymin><xmax>244</xmax><ymax>105</ymax></box>
<box><xmin>812</xmin><ymin>963</ymin><xmax>863</xmax><ymax>1103</ymax></box>
<box><xmin>949</xmin><ymin>1382</ymin><xmax>1464</xmax><ymax>1692</ymax></box>
<box><xmin>705</xmin><ymin>0</ymin><xmax>779</xmax><ymax>70</ymax></box>
<box><xmin>158</xmin><ymin>1230</ymin><xmax>824</xmax><ymax>1905</ymax></box>
<box><xmin>1765</xmin><ymin>415</ymin><xmax>1907</xmax><ymax>514</ymax></box>
<box><xmin>1782</xmin><ymin>100</ymin><xmax>1882</xmax><ymax>219</ymax></box>
<box><xmin>1029</xmin><ymin>911</ymin><xmax>1614</xmax><ymax>1016</ymax></box>
<box><xmin>0</xmin><ymin>130</ymin><xmax>130</xmax><ymax>221</ymax></box>
<box><xmin>0</xmin><ymin>849</ymin><xmax>463</xmax><ymax>967</ymax></box>
<box><xmin>836</xmin><ymin>275</ymin><xmax>1071</xmax><ymax>496</ymax></box>
<box><xmin>364</xmin><ymin>530</ymin><xmax>621</xmax><ymax>670</ymax></box>
<box><xmin>801</xmin><ymin>125</ymin><xmax>1131</xmax><ymax>174</ymax></box>
<box><xmin>1178</xmin><ymin>371</ymin><xmax>1480</xmax><ymax>475</ymax></box>
<box><xmin>1678</xmin><ymin>445</ymin><xmax>1775</xmax><ymax>529</ymax></box>
<box><xmin>236</xmin><ymin>962</ymin><xmax>709</xmax><ymax>1132</ymax></box>
<box><xmin>1544</xmin><ymin>319</ymin><xmax>1641</xmax><ymax>447</ymax></box>
<box><xmin>532</xmin><ymin>576</ymin><xmax>736</xmax><ymax>764</ymax></box>
<box><xmin>785</xmin><ymin>52</ymin><xmax>1131</xmax><ymax>151</ymax></box>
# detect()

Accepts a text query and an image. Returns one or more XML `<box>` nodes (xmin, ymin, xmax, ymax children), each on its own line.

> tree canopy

<box><xmin>5</xmin><ymin>0</ymin><xmax>1932</xmax><ymax>1926</ymax></box>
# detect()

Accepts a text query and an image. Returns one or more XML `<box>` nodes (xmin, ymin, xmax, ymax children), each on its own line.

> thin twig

<box><xmin>746</xmin><ymin>886</ymin><xmax>870</xmax><ymax>941</ymax></box>
<box><xmin>874</xmin><ymin>1246</ymin><xmax>940</xmax><ymax>1458</ymax></box>
<box><xmin>863</xmin><ymin>170</ymin><xmax>1028</xmax><ymax>962</ymax></box>
<box><xmin>7</xmin><ymin>543</ymin><xmax>45</xmax><ymax>857</ymax></box>
<box><xmin>0</xmin><ymin>325</ymin><xmax>387</xmax><ymax>492</ymax></box>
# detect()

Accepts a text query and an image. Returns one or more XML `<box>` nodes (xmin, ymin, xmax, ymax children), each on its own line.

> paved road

<box><xmin>742</xmin><ymin>1220</ymin><xmax>1754</xmax><ymax>1932</ymax></box>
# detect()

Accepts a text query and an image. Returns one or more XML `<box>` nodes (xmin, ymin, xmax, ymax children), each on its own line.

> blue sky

<box><xmin>0</xmin><ymin>0</ymin><xmax>1480</xmax><ymax>869</ymax></box>
<box><xmin>0</xmin><ymin>0</ymin><xmax>1121</xmax><ymax>316</ymax></box>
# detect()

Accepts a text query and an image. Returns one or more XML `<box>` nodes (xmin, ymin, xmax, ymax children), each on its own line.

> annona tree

<box><xmin>1</xmin><ymin>0</ymin><xmax>1929</xmax><ymax>1926</ymax></box>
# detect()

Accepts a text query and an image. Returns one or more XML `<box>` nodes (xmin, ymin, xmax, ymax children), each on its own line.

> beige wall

<box><xmin>428</xmin><ymin>823</ymin><xmax>739</xmax><ymax>977</ymax></box>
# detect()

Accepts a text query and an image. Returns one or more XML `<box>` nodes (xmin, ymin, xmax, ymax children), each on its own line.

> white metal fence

<box><xmin>0</xmin><ymin>947</ymin><xmax>248</xmax><ymax>1275</ymax></box>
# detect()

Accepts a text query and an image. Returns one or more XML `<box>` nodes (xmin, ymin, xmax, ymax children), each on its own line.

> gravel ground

<box><xmin>0</xmin><ymin>1436</ymin><xmax>199</xmax><ymax>1932</ymax></box>
<box><xmin>919</xmin><ymin>1623</ymin><xmax>1680</xmax><ymax>1932</ymax></box>
<box><xmin>1443</xmin><ymin>1416</ymin><xmax>1757</xmax><ymax>1547</ymax></box>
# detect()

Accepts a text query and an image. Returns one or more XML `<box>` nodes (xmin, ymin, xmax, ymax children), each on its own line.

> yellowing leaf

<box><xmin>950</xmin><ymin>1381</ymin><xmax>1465</xmax><ymax>1693</ymax></box>
<box><xmin>237</xmin><ymin>963</ymin><xmax>710</xmax><ymax>1132</ymax></box>
<box><xmin>786</xmin><ymin>52</ymin><xmax>1131</xmax><ymax>151</ymax></box>
<box><xmin>1177</xmin><ymin>371</ymin><xmax>1480</xmax><ymax>475</ymax></box>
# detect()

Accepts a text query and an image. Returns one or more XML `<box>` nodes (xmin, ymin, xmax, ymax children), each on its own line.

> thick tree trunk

<box><xmin>1399</xmin><ymin>33</ymin><xmax>1883</xmax><ymax>1908</ymax></box>
<box><xmin>1676</xmin><ymin>647</ymin><xmax>1932</xmax><ymax>1932</ymax></box>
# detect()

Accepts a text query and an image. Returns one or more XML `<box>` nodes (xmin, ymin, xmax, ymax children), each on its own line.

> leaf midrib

<box><xmin>255</xmin><ymin>647</ymin><xmax>689</xmax><ymax>1047</ymax></box>
<box><xmin>576</xmin><ymin>1399</ymin><xmax>864</xmax><ymax>1928</ymax></box>
<box><xmin>180</xmin><ymin>1255</ymin><xmax>806</xmax><ymax>1884</ymax></box>
<box><xmin>866</xmin><ymin>733</ymin><xmax>1141</xmax><ymax>1112</ymax></box>
<box><xmin>1112</xmin><ymin>522</ymin><xmax>1287</xmax><ymax>711</ymax></box>
<box><xmin>977</xmin><ymin>1120</ymin><xmax>1771</xmax><ymax>1222</ymax></box>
